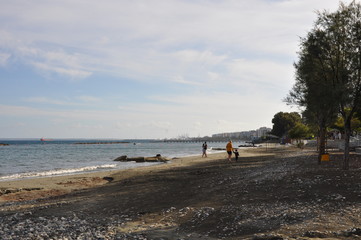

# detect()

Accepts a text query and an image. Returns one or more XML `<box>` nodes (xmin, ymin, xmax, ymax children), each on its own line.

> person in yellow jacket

<box><xmin>226</xmin><ymin>140</ymin><xmax>233</xmax><ymax>162</ymax></box>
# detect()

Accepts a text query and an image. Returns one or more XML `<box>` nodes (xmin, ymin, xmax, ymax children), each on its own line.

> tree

<box><xmin>271</xmin><ymin>112</ymin><xmax>302</xmax><ymax>139</ymax></box>
<box><xmin>332</xmin><ymin>110</ymin><xmax>361</xmax><ymax>135</ymax></box>
<box><xmin>288</xmin><ymin>1</ymin><xmax>361</xmax><ymax>169</ymax></box>
<box><xmin>286</xmin><ymin>29</ymin><xmax>339</xmax><ymax>163</ymax></box>
<box><xmin>288</xmin><ymin>122</ymin><xmax>311</xmax><ymax>148</ymax></box>
<box><xmin>354</xmin><ymin>111</ymin><xmax>361</xmax><ymax>135</ymax></box>
<box><xmin>315</xmin><ymin>1</ymin><xmax>361</xmax><ymax>170</ymax></box>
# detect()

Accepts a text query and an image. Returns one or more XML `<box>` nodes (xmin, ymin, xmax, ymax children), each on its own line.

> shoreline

<box><xmin>0</xmin><ymin>147</ymin><xmax>228</xmax><ymax>183</ymax></box>
<box><xmin>0</xmin><ymin>145</ymin><xmax>282</xmax><ymax>204</ymax></box>
<box><xmin>0</xmin><ymin>146</ymin><xmax>276</xmax><ymax>194</ymax></box>
<box><xmin>0</xmin><ymin>146</ymin><xmax>268</xmax><ymax>204</ymax></box>
<box><xmin>0</xmin><ymin>151</ymin><xmax>232</xmax><ymax>203</ymax></box>
<box><xmin>0</xmin><ymin>140</ymin><xmax>238</xmax><ymax>183</ymax></box>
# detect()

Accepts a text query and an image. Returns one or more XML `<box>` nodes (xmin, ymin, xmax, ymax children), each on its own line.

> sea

<box><xmin>0</xmin><ymin>139</ymin><xmax>244</xmax><ymax>181</ymax></box>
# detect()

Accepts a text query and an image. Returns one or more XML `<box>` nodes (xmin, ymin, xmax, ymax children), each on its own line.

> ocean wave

<box><xmin>0</xmin><ymin>164</ymin><xmax>117</xmax><ymax>181</ymax></box>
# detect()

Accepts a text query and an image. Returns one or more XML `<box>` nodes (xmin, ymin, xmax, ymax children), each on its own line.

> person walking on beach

<box><xmin>202</xmin><ymin>142</ymin><xmax>208</xmax><ymax>157</ymax></box>
<box><xmin>233</xmin><ymin>149</ymin><xmax>239</xmax><ymax>161</ymax></box>
<box><xmin>226</xmin><ymin>140</ymin><xmax>233</xmax><ymax>162</ymax></box>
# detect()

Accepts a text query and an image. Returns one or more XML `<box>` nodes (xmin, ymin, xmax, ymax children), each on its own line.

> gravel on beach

<box><xmin>1</xmin><ymin>146</ymin><xmax>361</xmax><ymax>239</ymax></box>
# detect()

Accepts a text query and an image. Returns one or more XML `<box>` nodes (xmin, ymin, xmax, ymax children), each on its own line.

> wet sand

<box><xmin>0</xmin><ymin>150</ymin><xmax>237</xmax><ymax>203</ymax></box>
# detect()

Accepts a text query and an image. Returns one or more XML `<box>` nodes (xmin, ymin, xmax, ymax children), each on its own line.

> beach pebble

<box><xmin>0</xmin><ymin>214</ymin><xmax>115</xmax><ymax>239</ymax></box>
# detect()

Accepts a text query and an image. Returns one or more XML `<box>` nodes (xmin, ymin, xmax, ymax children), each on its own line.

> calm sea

<box><xmin>0</xmin><ymin>139</ymin><xmax>242</xmax><ymax>181</ymax></box>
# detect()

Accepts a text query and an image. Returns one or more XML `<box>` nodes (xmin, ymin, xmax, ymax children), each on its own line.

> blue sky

<box><xmin>0</xmin><ymin>0</ymin><xmax>343</xmax><ymax>139</ymax></box>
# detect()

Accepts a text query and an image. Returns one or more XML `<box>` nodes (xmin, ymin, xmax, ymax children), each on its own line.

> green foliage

<box><xmin>286</xmin><ymin>1</ymin><xmax>361</xmax><ymax>168</ymax></box>
<box><xmin>355</xmin><ymin>111</ymin><xmax>361</xmax><ymax>133</ymax></box>
<box><xmin>331</xmin><ymin>112</ymin><xmax>361</xmax><ymax>134</ymax></box>
<box><xmin>288</xmin><ymin>122</ymin><xmax>311</xmax><ymax>141</ymax></box>
<box><xmin>271</xmin><ymin>112</ymin><xmax>302</xmax><ymax>138</ymax></box>
<box><xmin>287</xmin><ymin>28</ymin><xmax>339</xmax><ymax>128</ymax></box>
<box><xmin>332</xmin><ymin>116</ymin><xmax>344</xmax><ymax>132</ymax></box>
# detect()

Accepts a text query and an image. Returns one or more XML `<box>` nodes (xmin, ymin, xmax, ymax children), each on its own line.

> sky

<box><xmin>0</xmin><ymin>0</ymin><xmax>345</xmax><ymax>139</ymax></box>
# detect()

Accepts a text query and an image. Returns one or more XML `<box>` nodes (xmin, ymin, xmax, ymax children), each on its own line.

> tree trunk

<box><xmin>343</xmin><ymin>117</ymin><xmax>352</xmax><ymax>170</ymax></box>
<box><xmin>318</xmin><ymin>126</ymin><xmax>327</xmax><ymax>164</ymax></box>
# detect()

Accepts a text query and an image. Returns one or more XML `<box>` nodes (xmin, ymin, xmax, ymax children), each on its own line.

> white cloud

<box><xmin>76</xmin><ymin>96</ymin><xmax>102</xmax><ymax>103</ymax></box>
<box><xmin>171</xmin><ymin>75</ymin><xmax>201</xmax><ymax>86</ymax></box>
<box><xmin>173</xmin><ymin>50</ymin><xmax>227</xmax><ymax>65</ymax></box>
<box><xmin>24</xmin><ymin>96</ymin><xmax>101</xmax><ymax>106</ymax></box>
<box><xmin>25</xmin><ymin>97</ymin><xmax>71</xmax><ymax>105</ymax></box>
<box><xmin>31</xmin><ymin>61</ymin><xmax>92</xmax><ymax>79</ymax></box>
<box><xmin>0</xmin><ymin>0</ymin><xmax>343</xmax><ymax>138</ymax></box>
<box><xmin>0</xmin><ymin>0</ymin><xmax>341</xmax><ymax>84</ymax></box>
<box><xmin>226</xmin><ymin>58</ymin><xmax>294</xmax><ymax>90</ymax></box>
<box><xmin>0</xmin><ymin>87</ymin><xmax>295</xmax><ymax>138</ymax></box>
<box><xmin>0</xmin><ymin>52</ymin><xmax>10</xmax><ymax>66</ymax></box>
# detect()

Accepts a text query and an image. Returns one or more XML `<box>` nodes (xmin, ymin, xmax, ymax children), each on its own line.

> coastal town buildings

<box><xmin>212</xmin><ymin>127</ymin><xmax>272</xmax><ymax>140</ymax></box>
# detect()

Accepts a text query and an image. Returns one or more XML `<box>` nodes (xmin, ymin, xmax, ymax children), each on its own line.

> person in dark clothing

<box><xmin>202</xmin><ymin>142</ymin><xmax>208</xmax><ymax>157</ymax></box>
<box><xmin>233</xmin><ymin>149</ymin><xmax>239</xmax><ymax>161</ymax></box>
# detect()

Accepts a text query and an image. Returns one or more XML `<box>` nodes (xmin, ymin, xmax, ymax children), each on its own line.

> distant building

<box><xmin>256</xmin><ymin>127</ymin><xmax>271</xmax><ymax>138</ymax></box>
<box><xmin>212</xmin><ymin>127</ymin><xmax>271</xmax><ymax>140</ymax></box>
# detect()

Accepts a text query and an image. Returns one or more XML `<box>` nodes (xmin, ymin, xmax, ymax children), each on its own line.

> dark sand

<box><xmin>1</xmin><ymin>145</ymin><xmax>361</xmax><ymax>239</ymax></box>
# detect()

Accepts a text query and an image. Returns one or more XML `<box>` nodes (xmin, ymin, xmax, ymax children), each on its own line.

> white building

<box><xmin>212</xmin><ymin>127</ymin><xmax>271</xmax><ymax>140</ymax></box>
<box><xmin>256</xmin><ymin>127</ymin><xmax>271</xmax><ymax>138</ymax></box>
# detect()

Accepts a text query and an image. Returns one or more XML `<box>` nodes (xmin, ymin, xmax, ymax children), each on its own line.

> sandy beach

<box><xmin>1</xmin><ymin>145</ymin><xmax>361</xmax><ymax>239</ymax></box>
<box><xmin>0</xmin><ymin>151</ymin><xmax>232</xmax><ymax>203</ymax></box>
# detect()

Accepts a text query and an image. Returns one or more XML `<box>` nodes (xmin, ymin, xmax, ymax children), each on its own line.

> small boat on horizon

<box><xmin>40</xmin><ymin>137</ymin><xmax>52</xmax><ymax>142</ymax></box>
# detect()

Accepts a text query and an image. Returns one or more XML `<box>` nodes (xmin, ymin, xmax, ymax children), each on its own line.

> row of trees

<box><xmin>270</xmin><ymin>111</ymin><xmax>361</xmax><ymax>144</ymax></box>
<box><xmin>282</xmin><ymin>1</ymin><xmax>361</xmax><ymax>170</ymax></box>
<box><xmin>270</xmin><ymin>112</ymin><xmax>311</xmax><ymax>144</ymax></box>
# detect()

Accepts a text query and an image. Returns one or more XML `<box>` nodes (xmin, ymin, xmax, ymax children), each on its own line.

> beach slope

<box><xmin>1</xmin><ymin>146</ymin><xmax>361</xmax><ymax>239</ymax></box>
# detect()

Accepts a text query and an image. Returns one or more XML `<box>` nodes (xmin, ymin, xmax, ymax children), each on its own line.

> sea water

<box><xmin>0</xmin><ymin>139</ymin><xmax>243</xmax><ymax>181</ymax></box>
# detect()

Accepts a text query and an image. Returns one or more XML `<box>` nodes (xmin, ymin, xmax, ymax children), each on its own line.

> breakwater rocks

<box><xmin>0</xmin><ymin>143</ymin><xmax>9</xmax><ymax>146</ymax></box>
<box><xmin>114</xmin><ymin>154</ymin><xmax>169</xmax><ymax>163</ymax></box>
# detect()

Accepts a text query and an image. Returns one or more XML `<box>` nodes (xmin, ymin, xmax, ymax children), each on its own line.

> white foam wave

<box><xmin>0</xmin><ymin>164</ymin><xmax>117</xmax><ymax>181</ymax></box>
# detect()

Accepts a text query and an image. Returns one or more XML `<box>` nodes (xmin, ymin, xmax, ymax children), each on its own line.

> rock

<box><xmin>113</xmin><ymin>155</ymin><xmax>127</xmax><ymax>161</ymax></box>
<box><xmin>253</xmin><ymin>234</ymin><xmax>284</xmax><ymax>240</ymax></box>
<box><xmin>144</xmin><ymin>157</ymin><xmax>159</xmax><ymax>162</ymax></box>
<box><xmin>102</xmin><ymin>177</ymin><xmax>114</xmax><ymax>182</ymax></box>
<box><xmin>157</xmin><ymin>157</ymin><xmax>170</xmax><ymax>162</ymax></box>
<box><xmin>238</xmin><ymin>144</ymin><xmax>255</xmax><ymax>147</ymax></box>
<box><xmin>113</xmin><ymin>155</ymin><xmax>169</xmax><ymax>163</ymax></box>
<box><xmin>146</xmin><ymin>155</ymin><xmax>170</xmax><ymax>162</ymax></box>
<box><xmin>127</xmin><ymin>157</ymin><xmax>145</xmax><ymax>162</ymax></box>
<box><xmin>351</xmin><ymin>228</ymin><xmax>361</xmax><ymax>236</ymax></box>
<box><xmin>114</xmin><ymin>156</ymin><xmax>147</xmax><ymax>162</ymax></box>
<box><xmin>303</xmin><ymin>230</ymin><xmax>327</xmax><ymax>238</ymax></box>
<box><xmin>342</xmin><ymin>228</ymin><xmax>361</xmax><ymax>237</ymax></box>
